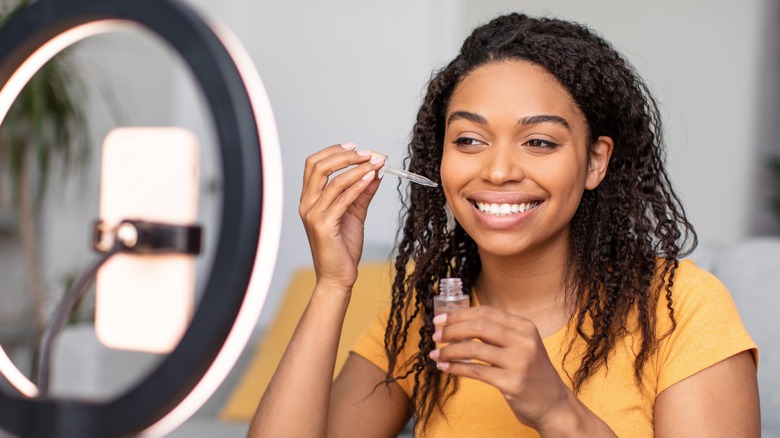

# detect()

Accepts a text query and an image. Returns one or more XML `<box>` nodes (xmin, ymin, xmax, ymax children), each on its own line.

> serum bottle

<box><xmin>433</xmin><ymin>278</ymin><xmax>469</xmax><ymax>351</ymax></box>
<box><xmin>434</xmin><ymin>278</ymin><xmax>470</xmax><ymax>316</ymax></box>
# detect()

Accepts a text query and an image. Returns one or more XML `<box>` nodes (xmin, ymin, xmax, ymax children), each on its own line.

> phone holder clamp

<box><xmin>92</xmin><ymin>219</ymin><xmax>202</xmax><ymax>255</ymax></box>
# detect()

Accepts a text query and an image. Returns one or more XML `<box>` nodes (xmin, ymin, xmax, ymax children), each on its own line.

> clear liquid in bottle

<box><xmin>433</xmin><ymin>278</ymin><xmax>469</xmax><ymax>350</ymax></box>
<box><xmin>434</xmin><ymin>278</ymin><xmax>469</xmax><ymax>315</ymax></box>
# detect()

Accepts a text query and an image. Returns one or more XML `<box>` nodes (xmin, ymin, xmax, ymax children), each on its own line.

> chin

<box><xmin>472</xmin><ymin>228</ymin><xmax>571</xmax><ymax>261</ymax></box>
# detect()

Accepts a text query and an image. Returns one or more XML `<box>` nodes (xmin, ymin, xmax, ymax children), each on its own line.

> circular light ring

<box><xmin>0</xmin><ymin>0</ymin><xmax>270</xmax><ymax>436</ymax></box>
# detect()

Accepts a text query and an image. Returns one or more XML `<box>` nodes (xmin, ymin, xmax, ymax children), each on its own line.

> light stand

<box><xmin>0</xmin><ymin>0</ymin><xmax>283</xmax><ymax>436</ymax></box>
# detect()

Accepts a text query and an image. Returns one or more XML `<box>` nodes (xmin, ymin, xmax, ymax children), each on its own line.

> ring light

<box><xmin>0</xmin><ymin>0</ymin><xmax>282</xmax><ymax>436</ymax></box>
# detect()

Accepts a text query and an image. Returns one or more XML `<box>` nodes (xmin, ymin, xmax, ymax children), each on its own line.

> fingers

<box><xmin>431</xmin><ymin>338</ymin><xmax>504</xmax><ymax>366</ymax></box>
<box><xmin>301</xmin><ymin>143</ymin><xmax>367</xmax><ymax>206</ymax></box>
<box><xmin>434</xmin><ymin>306</ymin><xmax>539</xmax><ymax>348</ymax></box>
<box><xmin>306</xmin><ymin>163</ymin><xmax>381</xmax><ymax>227</ymax></box>
<box><xmin>430</xmin><ymin>307</ymin><xmax>544</xmax><ymax>370</ymax></box>
<box><xmin>348</xmin><ymin>169</ymin><xmax>383</xmax><ymax>214</ymax></box>
<box><xmin>430</xmin><ymin>355</ymin><xmax>544</xmax><ymax>406</ymax></box>
<box><xmin>430</xmin><ymin>352</ymin><xmax>507</xmax><ymax>386</ymax></box>
<box><xmin>302</xmin><ymin>142</ymin><xmax>360</xmax><ymax>189</ymax></box>
<box><xmin>299</xmin><ymin>143</ymin><xmax>384</xmax><ymax>217</ymax></box>
<box><xmin>430</xmin><ymin>307</ymin><xmax>574</xmax><ymax>428</ymax></box>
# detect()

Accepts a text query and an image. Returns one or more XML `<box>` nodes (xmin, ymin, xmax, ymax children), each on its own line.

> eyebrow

<box><xmin>447</xmin><ymin>111</ymin><xmax>571</xmax><ymax>130</ymax></box>
<box><xmin>447</xmin><ymin>110</ymin><xmax>487</xmax><ymax>126</ymax></box>
<box><xmin>519</xmin><ymin>114</ymin><xmax>570</xmax><ymax>130</ymax></box>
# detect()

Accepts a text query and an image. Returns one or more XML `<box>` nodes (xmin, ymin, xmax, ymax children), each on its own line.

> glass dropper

<box><xmin>372</xmin><ymin>152</ymin><xmax>438</xmax><ymax>187</ymax></box>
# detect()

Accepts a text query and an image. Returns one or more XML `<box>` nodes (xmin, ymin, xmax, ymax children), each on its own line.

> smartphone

<box><xmin>95</xmin><ymin>127</ymin><xmax>199</xmax><ymax>353</ymax></box>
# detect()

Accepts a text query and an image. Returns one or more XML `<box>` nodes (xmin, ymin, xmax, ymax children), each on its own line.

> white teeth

<box><xmin>475</xmin><ymin>201</ymin><xmax>540</xmax><ymax>216</ymax></box>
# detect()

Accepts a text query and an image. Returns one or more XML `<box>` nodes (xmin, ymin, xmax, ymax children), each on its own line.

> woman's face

<box><xmin>441</xmin><ymin>60</ymin><xmax>611</xmax><ymax>259</ymax></box>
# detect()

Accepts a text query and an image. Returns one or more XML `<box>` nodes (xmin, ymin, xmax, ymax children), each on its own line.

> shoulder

<box><xmin>654</xmin><ymin>258</ymin><xmax>746</xmax><ymax>335</ymax></box>
<box><xmin>664</xmin><ymin>258</ymin><xmax>723</xmax><ymax>291</ymax></box>
<box><xmin>660</xmin><ymin>259</ymin><xmax>731</xmax><ymax>315</ymax></box>
<box><xmin>654</xmin><ymin>258</ymin><xmax>757</xmax><ymax>393</ymax></box>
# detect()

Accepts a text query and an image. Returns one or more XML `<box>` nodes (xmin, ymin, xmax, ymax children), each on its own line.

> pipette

<box><xmin>371</xmin><ymin>152</ymin><xmax>438</xmax><ymax>187</ymax></box>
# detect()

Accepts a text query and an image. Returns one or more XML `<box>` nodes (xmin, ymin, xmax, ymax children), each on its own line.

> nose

<box><xmin>480</xmin><ymin>142</ymin><xmax>525</xmax><ymax>185</ymax></box>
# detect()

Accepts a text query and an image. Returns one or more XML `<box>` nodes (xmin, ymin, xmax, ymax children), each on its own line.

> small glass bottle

<box><xmin>433</xmin><ymin>278</ymin><xmax>469</xmax><ymax>351</ymax></box>
<box><xmin>434</xmin><ymin>278</ymin><xmax>470</xmax><ymax>316</ymax></box>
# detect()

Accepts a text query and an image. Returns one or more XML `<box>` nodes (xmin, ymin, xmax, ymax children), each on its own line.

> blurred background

<box><xmin>0</xmin><ymin>0</ymin><xmax>778</xmax><ymax>434</ymax></box>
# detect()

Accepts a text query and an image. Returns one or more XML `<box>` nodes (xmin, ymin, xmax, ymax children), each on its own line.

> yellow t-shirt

<box><xmin>351</xmin><ymin>260</ymin><xmax>757</xmax><ymax>437</ymax></box>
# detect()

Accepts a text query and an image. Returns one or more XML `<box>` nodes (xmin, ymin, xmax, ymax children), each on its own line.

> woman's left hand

<box><xmin>429</xmin><ymin>306</ymin><xmax>613</xmax><ymax>436</ymax></box>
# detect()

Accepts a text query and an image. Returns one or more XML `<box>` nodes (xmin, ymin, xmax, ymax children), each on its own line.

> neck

<box><xmin>474</xmin><ymin>236</ymin><xmax>572</xmax><ymax>336</ymax></box>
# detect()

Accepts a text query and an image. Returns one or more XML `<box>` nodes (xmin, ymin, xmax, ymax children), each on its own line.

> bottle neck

<box><xmin>439</xmin><ymin>277</ymin><xmax>463</xmax><ymax>296</ymax></box>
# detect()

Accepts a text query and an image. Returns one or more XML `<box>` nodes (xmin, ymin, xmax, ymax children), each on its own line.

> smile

<box><xmin>474</xmin><ymin>201</ymin><xmax>541</xmax><ymax>216</ymax></box>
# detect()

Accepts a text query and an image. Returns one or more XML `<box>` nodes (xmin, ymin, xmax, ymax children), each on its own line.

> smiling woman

<box><xmin>250</xmin><ymin>13</ymin><xmax>759</xmax><ymax>438</ymax></box>
<box><xmin>441</xmin><ymin>61</ymin><xmax>611</xmax><ymax>255</ymax></box>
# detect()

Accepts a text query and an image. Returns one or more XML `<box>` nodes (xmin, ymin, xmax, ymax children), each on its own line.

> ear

<box><xmin>585</xmin><ymin>136</ymin><xmax>614</xmax><ymax>190</ymax></box>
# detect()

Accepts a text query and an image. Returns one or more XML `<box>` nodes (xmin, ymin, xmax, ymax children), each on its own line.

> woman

<box><xmin>251</xmin><ymin>13</ymin><xmax>759</xmax><ymax>437</ymax></box>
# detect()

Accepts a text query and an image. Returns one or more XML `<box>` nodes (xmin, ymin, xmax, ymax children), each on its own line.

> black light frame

<box><xmin>0</xmin><ymin>0</ymin><xmax>265</xmax><ymax>436</ymax></box>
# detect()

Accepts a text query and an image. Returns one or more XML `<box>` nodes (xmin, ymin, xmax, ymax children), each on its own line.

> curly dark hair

<box><xmin>382</xmin><ymin>13</ymin><xmax>698</xmax><ymax>430</ymax></box>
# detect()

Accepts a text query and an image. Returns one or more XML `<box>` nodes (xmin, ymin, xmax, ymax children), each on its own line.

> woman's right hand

<box><xmin>299</xmin><ymin>143</ymin><xmax>385</xmax><ymax>292</ymax></box>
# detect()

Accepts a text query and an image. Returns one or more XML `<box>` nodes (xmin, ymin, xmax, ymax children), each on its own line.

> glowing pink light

<box><xmin>0</xmin><ymin>19</ymin><xmax>138</xmax><ymax>399</ymax></box>
<box><xmin>139</xmin><ymin>18</ymin><xmax>282</xmax><ymax>438</ymax></box>
<box><xmin>0</xmin><ymin>14</ymin><xmax>282</xmax><ymax>436</ymax></box>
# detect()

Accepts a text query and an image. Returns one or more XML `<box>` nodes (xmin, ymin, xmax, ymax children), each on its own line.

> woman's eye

<box><xmin>453</xmin><ymin>137</ymin><xmax>484</xmax><ymax>147</ymax></box>
<box><xmin>526</xmin><ymin>138</ymin><xmax>558</xmax><ymax>149</ymax></box>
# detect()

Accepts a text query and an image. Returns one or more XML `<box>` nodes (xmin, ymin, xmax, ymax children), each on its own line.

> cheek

<box><xmin>440</xmin><ymin>152</ymin><xmax>478</xmax><ymax>218</ymax></box>
<box><xmin>440</xmin><ymin>160</ymin><xmax>459</xmax><ymax>211</ymax></box>
<box><xmin>440</xmin><ymin>150</ymin><xmax>464</xmax><ymax>193</ymax></box>
<box><xmin>440</xmin><ymin>151</ymin><xmax>453</xmax><ymax>184</ymax></box>
<box><xmin>533</xmin><ymin>155</ymin><xmax>589</xmax><ymax>196</ymax></box>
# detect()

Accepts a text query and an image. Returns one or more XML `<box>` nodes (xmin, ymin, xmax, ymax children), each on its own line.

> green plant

<box><xmin>0</xmin><ymin>0</ymin><xmax>90</xmax><ymax>341</ymax></box>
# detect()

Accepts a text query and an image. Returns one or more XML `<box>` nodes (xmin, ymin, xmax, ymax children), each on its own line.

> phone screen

<box><xmin>95</xmin><ymin>127</ymin><xmax>199</xmax><ymax>353</ymax></box>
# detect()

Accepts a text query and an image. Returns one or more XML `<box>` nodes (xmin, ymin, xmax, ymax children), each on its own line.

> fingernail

<box><xmin>433</xmin><ymin>313</ymin><xmax>447</xmax><ymax>325</ymax></box>
<box><xmin>432</xmin><ymin>330</ymin><xmax>442</xmax><ymax>342</ymax></box>
<box><xmin>357</xmin><ymin>149</ymin><xmax>372</xmax><ymax>157</ymax></box>
<box><xmin>377</xmin><ymin>167</ymin><xmax>385</xmax><ymax>179</ymax></box>
<box><xmin>362</xmin><ymin>170</ymin><xmax>375</xmax><ymax>181</ymax></box>
<box><xmin>341</xmin><ymin>142</ymin><xmax>357</xmax><ymax>150</ymax></box>
<box><xmin>369</xmin><ymin>154</ymin><xmax>386</xmax><ymax>165</ymax></box>
<box><xmin>436</xmin><ymin>361</ymin><xmax>450</xmax><ymax>371</ymax></box>
<box><xmin>429</xmin><ymin>349</ymin><xmax>440</xmax><ymax>360</ymax></box>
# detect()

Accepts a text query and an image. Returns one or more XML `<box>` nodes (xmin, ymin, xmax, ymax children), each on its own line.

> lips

<box><xmin>474</xmin><ymin>201</ymin><xmax>541</xmax><ymax>216</ymax></box>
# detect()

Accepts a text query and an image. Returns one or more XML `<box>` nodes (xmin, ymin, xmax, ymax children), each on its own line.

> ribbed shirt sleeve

<box><xmin>655</xmin><ymin>260</ymin><xmax>758</xmax><ymax>394</ymax></box>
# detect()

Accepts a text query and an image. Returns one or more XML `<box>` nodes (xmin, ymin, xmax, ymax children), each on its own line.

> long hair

<box><xmin>383</xmin><ymin>13</ymin><xmax>697</xmax><ymax>429</ymax></box>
